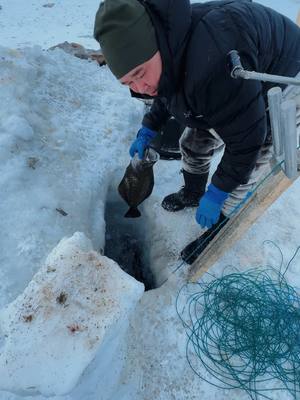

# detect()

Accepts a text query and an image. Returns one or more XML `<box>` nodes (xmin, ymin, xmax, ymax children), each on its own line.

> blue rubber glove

<box><xmin>196</xmin><ymin>183</ymin><xmax>229</xmax><ymax>229</ymax></box>
<box><xmin>129</xmin><ymin>126</ymin><xmax>157</xmax><ymax>159</ymax></box>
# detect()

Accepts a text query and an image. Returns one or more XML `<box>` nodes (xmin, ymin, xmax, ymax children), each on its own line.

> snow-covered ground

<box><xmin>0</xmin><ymin>1</ymin><xmax>300</xmax><ymax>399</ymax></box>
<box><xmin>0</xmin><ymin>0</ymin><xmax>299</xmax><ymax>50</ymax></box>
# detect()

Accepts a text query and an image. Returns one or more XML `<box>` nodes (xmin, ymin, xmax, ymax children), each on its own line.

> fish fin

<box><xmin>124</xmin><ymin>207</ymin><xmax>141</xmax><ymax>218</ymax></box>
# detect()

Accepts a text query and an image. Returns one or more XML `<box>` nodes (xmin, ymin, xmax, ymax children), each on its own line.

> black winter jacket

<box><xmin>137</xmin><ymin>0</ymin><xmax>300</xmax><ymax>192</ymax></box>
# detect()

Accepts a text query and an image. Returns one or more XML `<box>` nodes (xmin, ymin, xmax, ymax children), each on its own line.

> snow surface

<box><xmin>0</xmin><ymin>1</ymin><xmax>300</xmax><ymax>399</ymax></box>
<box><xmin>0</xmin><ymin>0</ymin><xmax>298</xmax><ymax>50</ymax></box>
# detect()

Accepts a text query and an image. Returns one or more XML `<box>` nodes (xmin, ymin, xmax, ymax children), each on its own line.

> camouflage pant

<box><xmin>180</xmin><ymin>77</ymin><xmax>300</xmax><ymax>217</ymax></box>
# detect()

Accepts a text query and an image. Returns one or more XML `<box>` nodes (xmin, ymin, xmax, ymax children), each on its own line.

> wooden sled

<box><xmin>189</xmin><ymin>167</ymin><xmax>299</xmax><ymax>282</ymax></box>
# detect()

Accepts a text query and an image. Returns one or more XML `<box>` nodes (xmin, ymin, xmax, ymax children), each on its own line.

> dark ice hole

<box><xmin>104</xmin><ymin>195</ymin><xmax>156</xmax><ymax>291</ymax></box>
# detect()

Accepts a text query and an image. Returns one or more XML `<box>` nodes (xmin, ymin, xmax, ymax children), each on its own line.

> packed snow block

<box><xmin>0</xmin><ymin>232</ymin><xmax>144</xmax><ymax>396</ymax></box>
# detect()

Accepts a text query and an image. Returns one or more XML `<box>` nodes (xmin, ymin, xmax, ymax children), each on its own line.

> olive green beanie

<box><xmin>94</xmin><ymin>0</ymin><xmax>158</xmax><ymax>79</ymax></box>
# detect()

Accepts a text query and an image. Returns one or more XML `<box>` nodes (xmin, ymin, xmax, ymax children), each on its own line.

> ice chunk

<box><xmin>0</xmin><ymin>232</ymin><xmax>144</xmax><ymax>396</ymax></box>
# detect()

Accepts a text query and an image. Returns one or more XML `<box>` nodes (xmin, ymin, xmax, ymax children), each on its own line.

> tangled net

<box><xmin>176</xmin><ymin>245</ymin><xmax>300</xmax><ymax>399</ymax></box>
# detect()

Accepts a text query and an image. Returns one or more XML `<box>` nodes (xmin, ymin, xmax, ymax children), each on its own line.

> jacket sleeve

<box><xmin>204</xmin><ymin>75</ymin><xmax>268</xmax><ymax>193</ymax></box>
<box><xmin>188</xmin><ymin>3</ymin><xmax>270</xmax><ymax>194</ymax></box>
<box><xmin>142</xmin><ymin>98</ymin><xmax>171</xmax><ymax>131</ymax></box>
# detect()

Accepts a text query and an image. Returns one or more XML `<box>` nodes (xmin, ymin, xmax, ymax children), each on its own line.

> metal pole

<box><xmin>267</xmin><ymin>87</ymin><xmax>283</xmax><ymax>158</ymax></box>
<box><xmin>236</xmin><ymin>70</ymin><xmax>300</xmax><ymax>86</ymax></box>
<box><xmin>281</xmin><ymin>100</ymin><xmax>298</xmax><ymax>179</ymax></box>
<box><xmin>227</xmin><ymin>50</ymin><xmax>300</xmax><ymax>86</ymax></box>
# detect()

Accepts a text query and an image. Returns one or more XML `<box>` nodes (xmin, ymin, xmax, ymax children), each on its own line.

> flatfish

<box><xmin>118</xmin><ymin>148</ymin><xmax>159</xmax><ymax>218</ymax></box>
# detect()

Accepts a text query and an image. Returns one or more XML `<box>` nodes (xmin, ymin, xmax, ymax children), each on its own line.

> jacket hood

<box><xmin>142</xmin><ymin>0</ymin><xmax>192</xmax><ymax>100</ymax></box>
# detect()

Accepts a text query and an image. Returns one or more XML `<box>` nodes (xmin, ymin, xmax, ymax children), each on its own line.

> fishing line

<box><xmin>176</xmin><ymin>243</ymin><xmax>300</xmax><ymax>399</ymax></box>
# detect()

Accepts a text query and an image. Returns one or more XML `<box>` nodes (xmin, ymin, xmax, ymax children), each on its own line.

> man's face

<box><xmin>119</xmin><ymin>51</ymin><xmax>162</xmax><ymax>97</ymax></box>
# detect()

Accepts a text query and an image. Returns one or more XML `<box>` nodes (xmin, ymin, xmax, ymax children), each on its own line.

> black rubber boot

<box><xmin>161</xmin><ymin>170</ymin><xmax>209</xmax><ymax>212</ymax></box>
<box><xmin>181</xmin><ymin>213</ymin><xmax>229</xmax><ymax>264</ymax></box>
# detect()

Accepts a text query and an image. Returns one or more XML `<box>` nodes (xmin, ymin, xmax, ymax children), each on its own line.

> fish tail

<box><xmin>124</xmin><ymin>207</ymin><xmax>141</xmax><ymax>218</ymax></box>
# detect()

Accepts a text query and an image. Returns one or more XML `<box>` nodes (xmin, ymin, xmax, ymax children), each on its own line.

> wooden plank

<box><xmin>189</xmin><ymin>168</ymin><xmax>298</xmax><ymax>282</ymax></box>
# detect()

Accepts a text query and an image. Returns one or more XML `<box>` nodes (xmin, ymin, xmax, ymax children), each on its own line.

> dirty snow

<box><xmin>0</xmin><ymin>233</ymin><xmax>143</xmax><ymax>396</ymax></box>
<box><xmin>0</xmin><ymin>0</ymin><xmax>299</xmax><ymax>399</ymax></box>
